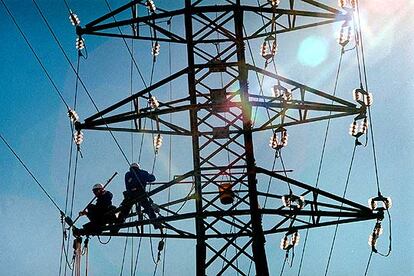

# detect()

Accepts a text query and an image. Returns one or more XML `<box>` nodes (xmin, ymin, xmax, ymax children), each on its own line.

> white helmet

<box><xmin>92</xmin><ymin>183</ymin><xmax>103</xmax><ymax>191</ymax></box>
<box><xmin>130</xmin><ymin>163</ymin><xmax>140</xmax><ymax>169</ymax></box>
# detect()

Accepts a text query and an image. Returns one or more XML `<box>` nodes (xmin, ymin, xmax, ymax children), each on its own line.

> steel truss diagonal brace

<box><xmin>76</xmin><ymin>1</ymin><xmax>350</xmax><ymax>44</ymax></box>
<box><xmin>257</xmin><ymin>166</ymin><xmax>373</xmax><ymax>211</ymax></box>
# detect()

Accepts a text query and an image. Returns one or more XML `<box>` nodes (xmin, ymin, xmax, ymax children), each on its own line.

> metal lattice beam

<box><xmin>73</xmin><ymin>1</ymin><xmax>375</xmax><ymax>275</ymax></box>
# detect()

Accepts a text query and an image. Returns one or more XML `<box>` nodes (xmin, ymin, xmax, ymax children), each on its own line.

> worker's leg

<box><xmin>118</xmin><ymin>192</ymin><xmax>134</xmax><ymax>222</ymax></box>
<box><xmin>86</xmin><ymin>204</ymin><xmax>100</xmax><ymax>222</ymax></box>
<box><xmin>141</xmin><ymin>198</ymin><xmax>157</xmax><ymax>220</ymax></box>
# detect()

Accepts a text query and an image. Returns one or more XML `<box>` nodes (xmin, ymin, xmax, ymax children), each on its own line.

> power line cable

<box><xmin>297</xmin><ymin>48</ymin><xmax>345</xmax><ymax>276</ymax></box>
<box><xmin>132</xmin><ymin>237</ymin><xmax>143</xmax><ymax>276</ymax></box>
<box><xmin>0</xmin><ymin>133</ymin><xmax>64</xmax><ymax>214</ymax></box>
<box><xmin>62</xmin><ymin>0</ymin><xmax>71</xmax><ymax>12</ymax></box>
<box><xmin>363</xmin><ymin>251</ymin><xmax>373</xmax><ymax>276</ymax></box>
<box><xmin>103</xmin><ymin>0</ymin><xmax>147</xmax><ymax>88</ymax></box>
<box><xmin>30</xmin><ymin>0</ymin><xmax>132</xmax><ymax>166</ymax></box>
<box><xmin>0</xmin><ymin>0</ymin><xmax>70</xmax><ymax>110</ymax></box>
<box><xmin>354</xmin><ymin>0</ymin><xmax>382</xmax><ymax>196</ymax></box>
<box><xmin>324</xmin><ymin>143</ymin><xmax>358</xmax><ymax>276</ymax></box>
<box><xmin>119</xmin><ymin>226</ymin><xmax>130</xmax><ymax>276</ymax></box>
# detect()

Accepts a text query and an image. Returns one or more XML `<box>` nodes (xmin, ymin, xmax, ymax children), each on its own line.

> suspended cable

<box><xmin>30</xmin><ymin>0</ymin><xmax>132</xmax><ymax>166</ymax></box>
<box><xmin>0</xmin><ymin>132</ymin><xmax>64</xmax><ymax>214</ymax></box>
<box><xmin>297</xmin><ymin>48</ymin><xmax>345</xmax><ymax>276</ymax></box>
<box><xmin>69</xmin><ymin>150</ymin><xmax>80</xmax><ymax>218</ymax></box>
<box><xmin>119</xmin><ymin>227</ymin><xmax>129</xmax><ymax>276</ymax></box>
<box><xmin>103</xmin><ymin>0</ymin><xmax>147</xmax><ymax>88</ymax></box>
<box><xmin>278</xmin><ymin>151</ymin><xmax>292</xmax><ymax>193</ymax></box>
<box><xmin>1</xmin><ymin>0</ymin><xmax>70</xmax><ymax>110</ymax></box>
<box><xmin>62</xmin><ymin>141</ymin><xmax>78</xmax><ymax>276</ymax></box>
<box><xmin>97</xmin><ymin>235</ymin><xmax>112</xmax><ymax>244</ymax></box>
<box><xmin>59</xmin><ymin>219</ymin><xmax>74</xmax><ymax>275</ymax></box>
<box><xmin>131</xmin><ymin>224</ymin><xmax>134</xmax><ymax>276</ymax></box>
<box><xmin>363</xmin><ymin>250</ymin><xmax>374</xmax><ymax>276</ymax></box>
<box><xmin>263</xmin><ymin>151</ymin><xmax>278</xmax><ymax>207</ymax></box>
<box><xmin>132</xmin><ymin>237</ymin><xmax>143</xmax><ymax>276</ymax></box>
<box><xmin>62</xmin><ymin>150</ymin><xmax>80</xmax><ymax>275</ymax></box>
<box><xmin>354</xmin><ymin>0</ymin><xmax>382</xmax><ymax>196</ymax></box>
<box><xmin>279</xmin><ymin>254</ymin><xmax>288</xmax><ymax>276</ymax></box>
<box><xmin>161</xmin><ymin>18</ymin><xmax>173</xmax><ymax>276</ymax></box>
<box><xmin>60</xmin><ymin>121</ymin><xmax>76</xmax><ymax>276</ymax></box>
<box><xmin>130</xmin><ymin>38</ymin><xmax>135</xmax><ymax>162</ymax></box>
<box><xmin>324</xmin><ymin>143</ymin><xmax>358</xmax><ymax>276</ymax></box>
<box><xmin>375</xmin><ymin>210</ymin><xmax>392</xmax><ymax>257</ymax></box>
<box><xmin>62</xmin><ymin>0</ymin><xmax>71</xmax><ymax>12</ymax></box>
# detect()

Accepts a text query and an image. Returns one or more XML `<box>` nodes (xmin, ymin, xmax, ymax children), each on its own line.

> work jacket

<box><xmin>125</xmin><ymin>167</ymin><xmax>156</xmax><ymax>193</ymax></box>
<box><xmin>96</xmin><ymin>190</ymin><xmax>113</xmax><ymax>209</ymax></box>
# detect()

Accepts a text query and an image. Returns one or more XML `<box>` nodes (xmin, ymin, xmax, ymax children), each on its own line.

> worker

<box><xmin>75</xmin><ymin>183</ymin><xmax>116</xmax><ymax>235</ymax></box>
<box><xmin>119</xmin><ymin>163</ymin><xmax>160</xmax><ymax>228</ymax></box>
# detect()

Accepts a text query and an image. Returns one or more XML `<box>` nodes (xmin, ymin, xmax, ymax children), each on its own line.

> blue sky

<box><xmin>0</xmin><ymin>0</ymin><xmax>413</xmax><ymax>275</ymax></box>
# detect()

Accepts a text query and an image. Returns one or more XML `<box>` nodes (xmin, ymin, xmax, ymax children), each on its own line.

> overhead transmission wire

<box><xmin>0</xmin><ymin>132</ymin><xmax>76</xmax><ymax>274</ymax></box>
<box><xmin>4</xmin><ymin>0</ymin><xmax>132</xmax><ymax>185</ymax></box>
<box><xmin>4</xmin><ymin>0</ymin><xmax>149</xmax><ymax>273</ymax></box>
<box><xmin>103</xmin><ymin>0</ymin><xmax>148</xmax><ymax>88</ymax></box>
<box><xmin>120</xmin><ymin>9</ymin><xmax>141</xmax><ymax>274</ymax></box>
<box><xmin>13</xmin><ymin>0</ymin><xmax>137</xmax><ymax>271</ymax></box>
<box><xmin>0</xmin><ymin>134</ymin><xmax>65</xmax><ymax>216</ymax></box>
<box><xmin>161</xmin><ymin>17</ymin><xmax>173</xmax><ymax>276</ymax></box>
<box><xmin>119</xmin><ymin>224</ymin><xmax>130</xmax><ymax>276</ymax></box>
<box><xmin>120</xmin><ymin>14</ymin><xmax>138</xmax><ymax>276</ymax></box>
<box><xmin>323</xmin><ymin>143</ymin><xmax>358</xmax><ymax>276</ymax></box>
<box><xmin>354</xmin><ymin>0</ymin><xmax>382</xmax><ymax>196</ymax></box>
<box><xmin>352</xmin><ymin>1</ymin><xmax>391</xmax><ymax>272</ymax></box>
<box><xmin>32</xmin><ymin>0</ymin><xmax>133</xmax><ymax>168</ymax></box>
<box><xmin>296</xmin><ymin>47</ymin><xmax>346</xmax><ymax>276</ymax></box>
<box><xmin>320</xmin><ymin>0</ymin><xmax>393</xmax><ymax>272</ymax></box>
<box><xmin>102</xmin><ymin>2</ymin><xmax>164</xmax><ymax>274</ymax></box>
<box><xmin>1</xmin><ymin>0</ymin><xmax>74</xmax><ymax>231</ymax></box>
<box><xmin>0</xmin><ymin>0</ymin><xmax>70</xmax><ymax>111</ymax></box>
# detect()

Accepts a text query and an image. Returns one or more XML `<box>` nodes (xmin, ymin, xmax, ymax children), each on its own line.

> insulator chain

<box><xmin>74</xmin><ymin>130</ymin><xmax>84</xmax><ymax>146</ymax></box>
<box><xmin>68</xmin><ymin>109</ymin><xmax>79</xmax><ymax>123</ymax></box>
<box><xmin>69</xmin><ymin>11</ymin><xmax>80</xmax><ymax>26</ymax></box>
<box><xmin>366</xmin><ymin>195</ymin><xmax>392</xmax><ymax>250</ymax></box>
<box><xmin>272</xmin><ymin>84</ymin><xmax>292</xmax><ymax>101</ymax></box>
<box><xmin>152</xmin><ymin>41</ymin><xmax>160</xmax><ymax>56</ymax></box>
<box><xmin>269</xmin><ymin>129</ymin><xmax>288</xmax><ymax>150</ymax></box>
<box><xmin>153</xmin><ymin>134</ymin><xmax>163</xmax><ymax>154</ymax></box>
<box><xmin>338</xmin><ymin>21</ymin><xmax>352</xmax><ymax>47</ymax></box>
<box><xmin>368</xmin><ymin>195</ymin><xmax>392</xmax><ymax>211</ymax></box>
<box><xmin>76</xmin><ymin>37</ymin><xmax>85</xmax><ymax>50</ymax></box>
<box><xmin>148</xmin><ymin>95</ymin><xmax>160</xmax><ymax>109</ymax></box>
<box><xmin>280</xmin><ymin>231</ymin><xmax>300</xmax><ymax>251</ymax></box>
<box><xmin>338</xmin><ymin>0</ymin><xmax>356</xmax><ymax>9</ymax></box>
<box><xmin>353</xmin><ymin>88</ymin><xmax>373</xmax><ymax>107</ymax></box>
<box><xmin>281</xmin><ymin>194</ymin><xmax>305</xmax><ymax>210</ymax></box>
<box><xmin>368</xmin><ymin>220</ymin><xmax>383</xmax><ymax>249</ymax></box>
<box><xmin>260</xmin><ymin>36</ymin><xmax>278</xmax><ymax>60</ymax></box>
<box><xmin>349</xmin><ymin>117</ymin><xmax>368</xmax><ymax>137</ymax></box>
<box><xmin>349</xmin><ymin>88</ymin><xmax>373</xmax><ymax>138</ymax></box>
<box><xmin>146</xmin><ymin>0</ymin><xmax>156</xmax><ymax>13</ymax></box>
<box><xmin>268</xmin><ymin>0</ymin><xmax>280</xmax><ymax>7</ymax></box>
<box><xmin>156</xmin><ymin>239</ymin><xmax>165</xmax><ymax>262</ymax></box>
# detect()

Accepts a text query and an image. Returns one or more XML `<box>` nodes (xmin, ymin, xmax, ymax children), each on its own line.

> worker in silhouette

<box><xmin>119</xmin><ymin>163</ymin><xmax>160</xmax><ymax>228</ymax></box>
<box><xmin>75</xmin><ymin>183</ymin><xmax>116</xmax><ymax>235</ymax></box>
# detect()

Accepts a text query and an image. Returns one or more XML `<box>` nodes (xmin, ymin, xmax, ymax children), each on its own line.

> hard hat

<box><xmin>130</xmin><ymin>163</ymin><xmax>140</xmax><ymax>169</ymax></box>
<box><xmin>92</xmin><ymin>183</ymin><xmax>104</xmax><ymax>191</ymax></box>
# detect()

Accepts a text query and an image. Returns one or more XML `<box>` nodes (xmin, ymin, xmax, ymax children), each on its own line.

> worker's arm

<box><xmin>146</xmin><ymin>171</ymin><xmax>156</xmax><ymax>182</ymax></box>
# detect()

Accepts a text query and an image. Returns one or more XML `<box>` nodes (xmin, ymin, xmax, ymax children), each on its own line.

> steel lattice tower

<box><xmin>74</xmin><ymin>1</ymin><xmax>382</xmax><ymax>275</ymax></box>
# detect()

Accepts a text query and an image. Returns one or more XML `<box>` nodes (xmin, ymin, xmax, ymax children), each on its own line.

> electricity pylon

<box><xmin>74</xmin><ymin>1</ymin><xmax>382</xmax><ymax>275</ymax></box>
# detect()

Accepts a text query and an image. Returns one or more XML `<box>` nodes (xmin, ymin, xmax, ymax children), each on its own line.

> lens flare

<box><xmin>297</xmin><ymin>36</ymin><xmax>329</xmax><ymax>67</ymax></box>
